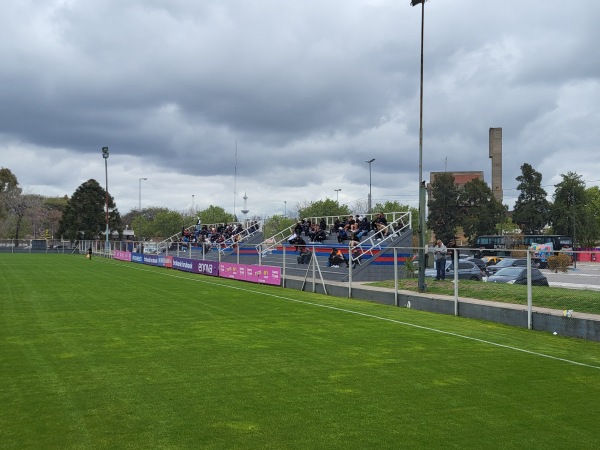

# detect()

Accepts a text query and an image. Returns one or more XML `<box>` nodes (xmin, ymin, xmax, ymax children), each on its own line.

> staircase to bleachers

<box><xmin>255</xmin><ymin>212</ymin><xmax>414</xmax><ymax>282</ymax></box>
<box><xmin>157</xmin><ymin>212</ymin><xmax>414</xmax><ymax>282</ymax></box>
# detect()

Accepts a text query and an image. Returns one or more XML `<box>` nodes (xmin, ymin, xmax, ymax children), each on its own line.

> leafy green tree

<box><xmin>132</xmin><ymin>209</ymin><xmax>183</xmax><ymax>240</ymax></box>
<box><xmin>0</xmin><ymin>168</ymin><xmax>20</xmax><ymax>229</ymax></box>
<box><xmin>579</xmin><ymin>186</ymin><xmax>600</xmax><ymax>247</ymax></box>
<box><xmin>373</xmin><ymin>200</ymin><xmax>419</xmax><ymax>240</ymax></box>
<box><xmin>549</xmin><ymin>172</ymin><xmax>585</xmax><ymax>243</ymax></box>
<box><xmin>297</xmin><ymin>199</ymin><xmax>350</xmax><ymax>220</ymax></box>
<box><xmin>512</xmin><ymin>163</ymin><xmax>550</xmax><ymax>234</ymax></box>
<box><xmin>198</xmin><ymin>205</ymin><xmax>235</xmax><ymax>226</ymax></box>
<box><xmin>0</xmin><ymin>187</ymin><xmax>34</xmax><ymax>241</ymax></box>
<box><xmin>0</xmin><ymin>167</ymin><xmax>18</xmax><ymax>193</ymax></box>
<box><xmin>263</xmin><ymin>215</ymin><xmax>297</xmax><ymax>238</ymax></box>
<box><xmin>58</xmin><ymin>179</ymin><xmax>122</xmax><ymax>240</ymax></box>
<box><xmin>427</xmin><ymin>172</ymin><xmax>461</xmax><ymax>244</ymax></box>
<box><xmin>458</xmin><ymin>178</ymin><xmax>506</xmax><ymax>245</ymax></box>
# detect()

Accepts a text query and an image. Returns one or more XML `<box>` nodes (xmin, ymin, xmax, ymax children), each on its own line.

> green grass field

<box><xmin>1</xmin><ymin>254</ymin><xmax>600</xmax><ymax>449</ymax></box>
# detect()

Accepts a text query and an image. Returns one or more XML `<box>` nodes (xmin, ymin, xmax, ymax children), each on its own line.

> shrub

<box><xmin>547</xmin><ymin>253</ymin><xmax>571</xmax><ymax>273</ymax></box>
<box><xmin>404</xmin><ymin>257</ymin><xmax>416</xmax><ymax>278</ymax></box>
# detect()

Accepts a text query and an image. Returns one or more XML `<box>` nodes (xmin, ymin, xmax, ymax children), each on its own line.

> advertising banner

<box><xmin>247</xmin><ymin>264</ymin><xmax>281</xmax><ymax>285</ymax></box>
<box><xmin>131</xmin><ymin>252</ymin><xmax>144</xmax><ymax>264</ymax></box>
<box><xmin>172</xmin><ymin>256</ymin><xmax>194</xmax><ymax>273</ymax></box>
<box><xmin>113</xmin><ymin>250</ymin><xmax>131</xmax><ymax>262</ymax></box>
<box><xmin>171</xmin><ymin>257</ymin><xmax>219</xmax><ymax>277</ymax></box>
<box><xmin>219</xmin><ymin>262</ymin><xmax>280</xmax><ymax>286</ymax></box>
<box><xmin>143</xmin><ymin>254</ymin><xmax>159</xmax><ymax>266</ymax></box>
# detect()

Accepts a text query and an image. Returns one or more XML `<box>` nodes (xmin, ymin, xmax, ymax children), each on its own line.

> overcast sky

<box><xmin>1</xmin><ymin>0</ymin><xmax>599</xmax><ymax>219</ymax></box>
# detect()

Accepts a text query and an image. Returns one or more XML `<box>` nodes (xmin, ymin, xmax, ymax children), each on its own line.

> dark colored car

<box><xmin>425</xmin><ymin>260</ymin><xmax>483</xmax><ymax>281</ymax></box>
<box><xmin>486</xmin><ymin>267</ymin><xmax>549</xmax><ymax>286</ymax></box>
<box><xmin>486</xmin><ymin>258</ymin><xmax>534</xmax><ymax>276</ymax></box>
<box><xmin>466</xmin><ymin>257</ymin><xmax>487</xmax><ymax>274</ymax></box>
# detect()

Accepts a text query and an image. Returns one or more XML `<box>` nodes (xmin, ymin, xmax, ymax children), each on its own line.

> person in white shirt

<box><xmin>433</xmin><ymin>239</ymin><xmax>448</xmax><ymax>280</ymax></box>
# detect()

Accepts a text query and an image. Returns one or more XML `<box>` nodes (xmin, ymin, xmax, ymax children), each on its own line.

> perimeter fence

<box><xmin>3</xmin><ymin>238</ymin><xmax>599</xmax><ymax>339</ymax></box>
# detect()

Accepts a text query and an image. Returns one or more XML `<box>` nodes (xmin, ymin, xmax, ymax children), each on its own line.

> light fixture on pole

<box><xmin>101</xmin><ymin>147</ymin><xmax>110</xmax><ymax>254</ymax></box>
<box><xmin>411</xmin><ymin>0</ymin><xmax>427</xmax><ymax>292</ymax></box>
<box><xmin>365</xmin><ymin>159</ymin><xmax>375</xmax><ymax>213</ymax></box>
<box><xmin>192</xmin><ymin>194</ymin><xmax>195</xmax><ymax>213</ymax></box>
<box><xmin>334</xmin><ymin>189</ymin><xmax>342</xmax><ymax>203</ymax></box>
<box><xmin>284</xmin><ymin>201</ymin><xmax>287</xmax><ymax>218</ymax></box>
<box><xmin>138</xmin><ymin>177</ymin><xmax>147</xmax><ymax>210</ymax></box>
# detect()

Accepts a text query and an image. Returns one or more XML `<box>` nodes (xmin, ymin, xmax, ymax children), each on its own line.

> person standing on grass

<box><xmin>87</xmin><ymin>247</ymin><xmax>92</xmax><ymax>260</ymax></box>
<box><xmin>434</xmin><ymin>239</ymin><xmax>447</xmax><ymax>281</ymax></box>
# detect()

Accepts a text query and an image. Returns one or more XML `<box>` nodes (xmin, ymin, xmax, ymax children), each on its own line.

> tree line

<box><xmin>428</xmin><ymin>163</ymin><xmax>600</xmax><ymax>248</ymax></box>
<box><xmin>2</xmin><ymin>163</ymin><xmax>599</xmax><ymax>247</ymax></box>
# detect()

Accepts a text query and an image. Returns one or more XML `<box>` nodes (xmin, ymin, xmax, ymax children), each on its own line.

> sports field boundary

<box><xmin>281</xmin><ymin>275</ymin><xmax>600</xmax><ymax>342</ymax></box>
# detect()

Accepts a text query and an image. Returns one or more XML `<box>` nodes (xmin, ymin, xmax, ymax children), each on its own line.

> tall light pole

<box><xmin>192</xmin><ymin>194</ymin><xmax>195</xmax><ymax>213</ymax></box>
<box><xmin>138</xmin><ymin>177</ymin><xmax>147</xmax><ymax>210</ymax></box>
<box><xmin>102</xmin><ymin>147</ymin><xmax>110</xmax><ymax>253</ymax></box>
<box><xmin>412</xmin><ymin>0</ymin><xmax>427</xmax><ymax>292</ymax></box>
<box><xmin>284</xmin><ymin>201</ymin><xmax>287</xmax><ymax>218</ymax></box>
<box><xmin>365</xmin><ymin>159</ymin><xmax>375</xmax><ymax>213</ymax></box>
<box><xmin>334</xmin><ymin>188</ymin><xmax>342</xmax><ymax>203</ymax></box>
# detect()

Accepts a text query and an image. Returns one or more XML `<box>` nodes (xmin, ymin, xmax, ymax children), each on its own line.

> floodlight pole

<box><xmin>334</xmin><ymin>188</ymin><xmax>342</xmax><ymax>203</ymax></box>
<box><xmin>102</xmin><ymin>147</ymin><xmax>110</xmax><ymax>254</ymax></box>
<box><xmin>365</xmin><ymin>159</ymin><xmax>375</xmax><ymax>213</ymax></box>
<box><xmin>139</xmin><ymin>177</ymin><xmax>147</xmax><ymax>210</ymax></box>
<box><xmin>412</xmin><ymin>0</ymin><xmax>427</xmax><ymax>292</ymax></box>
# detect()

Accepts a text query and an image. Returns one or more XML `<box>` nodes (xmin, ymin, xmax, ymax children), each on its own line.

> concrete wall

<box><xmin>282</xmin><ymin>277</ymin><xmax>600</xmax><ymax>342</ymax></box>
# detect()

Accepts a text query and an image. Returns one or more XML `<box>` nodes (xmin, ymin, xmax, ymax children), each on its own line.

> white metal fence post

<box><xmin>527</xmin><ymin>249</ymin><xmax>533</xmax><ymax>329</ymax></box>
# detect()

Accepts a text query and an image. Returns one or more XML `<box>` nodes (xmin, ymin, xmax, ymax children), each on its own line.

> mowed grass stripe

<box><xmin>0</xmin><ymin>254</ymin><xmax>599</xmax><ymax>449</ymax></box>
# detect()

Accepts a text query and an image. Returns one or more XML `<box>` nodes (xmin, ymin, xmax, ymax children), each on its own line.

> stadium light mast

<box><xmin>102</xmin><ymin>147</ymin><xmax>110</xmax><ymax>254</ymax></box>
<box><xmin>411</xmin><ymin>0</ymin><xmax>428</xmax><ymax>292</ymax></box>
<box><xmin>138</xmin><ymin>177</ymin><xmax>147</xmax><ymax>210</ymax></box>
<box><xmin>365</xmin><ymin>159</ymin><xmax>375</xmax><ymax>213</ymax></box>
<box><xmin>334</xmin><ymin>188</ymin><xmax>342</xmax><ymax>203</ymax></box>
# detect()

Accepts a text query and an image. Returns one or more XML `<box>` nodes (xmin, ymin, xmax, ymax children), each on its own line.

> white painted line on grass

<box><xmin>106</xmin><ymin>259</ymin><xmax>600</xmax><ymax>371</ymax></box>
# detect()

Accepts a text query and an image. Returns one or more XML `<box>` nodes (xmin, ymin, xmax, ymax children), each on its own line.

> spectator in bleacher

<box><xmin>313</xmin><ymin>227</ymin><xmax>327</xmax><ymax>243</ymax></box>
<box><xmin>344</xmin><ymin>215</ymin><xmax>355</xmax><ymax>231</ymax></box>
<box><xmin>329</xmin><ymin>248</ymin><xmax>349</xmax><ymax>268</ymax></box>
<box><xmin>291</xmin><ymin>235</ymin><xmax>306</xmax><ymax>252</ymax></box>
<box><xmin>373</xmin><ymin>212</ymin><xmax>388</xmax><ymax>240</ymax></box>
<box><xmin>319</xmin><ymin>218</ymin><xmax>327</xmax><ymax>233</ymax></box>
<box><xmin>337</xmin><ymin>227</ymin><xmax>348</xmax><ymax>243</ymax></box>
<box><xmin>351</xmin><ymin>248</ymin><xmax>364</xmax><ymax>268</ymax></box>
<box><xmin>331</xmin><ymin>217</ymin><xmax>341</xmax><ymax>234</ymax></box>
<box><xmin>297</xmin><ymin>246</ymin><xmax>312</xmax><ymax>264</ymax></box>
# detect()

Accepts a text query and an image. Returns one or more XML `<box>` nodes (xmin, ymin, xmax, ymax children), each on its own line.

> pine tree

<box><xmin>58</xmin><ymin>179</ymin><xmax>122</xmax><ymax>240</ymax></box>
<box><xmin>512</xmin><ymin>163</ymin><xmax>550</xmax><ymax>234</ymax></box>
<box><xmin>426</xmin><ymin>172</ymin><xmax>461</xmax><ymax>244</ymax></box>
<box><xmin>458</xmin><ymin>178</ymin><xmax>506</xmax><ymax>245</ymax></box>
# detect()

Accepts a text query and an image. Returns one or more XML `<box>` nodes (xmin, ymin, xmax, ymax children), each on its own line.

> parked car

<box><xmin>482</xmin><ymin>256</ymin><xmax>503</xmax><ymax>267</ymax></box>
<box><xmin>466</xmin><ymin>257</ymin><xmax>487</xmax><ymax>274</ymax></box>
<box><xmin>486</xmin><ymin>258</ymin><xmax>535</xmax><ymax>276</ymax></box>
<box><xmin>424</xmin><ymin>260</ymin><xmax>483</xmax><ymax>281</ymax></box>
<box><xmin>486</xmin><ymin>267</ymin><xmax>549</xmax><ymax>286</ymax></box>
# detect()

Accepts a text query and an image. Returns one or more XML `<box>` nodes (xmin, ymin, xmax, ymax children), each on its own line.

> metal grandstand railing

<box><xmin>351</xmin><ymin>211</ymin><xmax>412</xmax><ymax>262</ymax></box>
<box><xmin>255</xmin><ymin>211</ymin><xmax>413</xmax><ymax>257</ymax></box>
<box><xmin>255</xmin><ymin>224</ymin><xmax>296</xmax><ymax>256</ymax></box>
<box><xmin>217</xmin><ymin>221</ymin><xmax>263</xmax><ymax>254</ymax></box>
<box><xmin>157</xmin><ymin>221</ymin><xmax>262</xmax><ymax>254</ymax></box>
<box><xmin>157</xmin><ymin>224</ymin><xmax>196</xmax><ymax>253</ymax></box>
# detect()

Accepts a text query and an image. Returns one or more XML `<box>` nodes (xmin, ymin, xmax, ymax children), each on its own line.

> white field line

<box><xmin>104</xmin><ymin>259</ymin><xmax>600</xmax><ymax>371</ymax></box>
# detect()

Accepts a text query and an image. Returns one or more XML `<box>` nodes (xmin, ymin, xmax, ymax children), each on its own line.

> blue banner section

<box><xmin>131</xmin><ymin>252</ymin><xmax>144</xmax><ymax>264</ymax></box>
<box><xmin>143</xmin><ymin>254</ymin><xmax>159</xmax><ymax>266</ymax></box>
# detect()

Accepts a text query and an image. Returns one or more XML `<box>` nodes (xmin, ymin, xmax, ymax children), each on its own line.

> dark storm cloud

<box><xmin>1</xmin><ymin>0</ymin><xmax>599</xmax><ymax>215</ymax></box>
